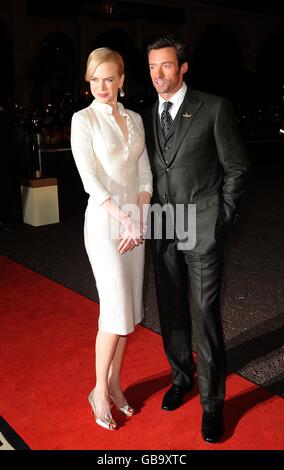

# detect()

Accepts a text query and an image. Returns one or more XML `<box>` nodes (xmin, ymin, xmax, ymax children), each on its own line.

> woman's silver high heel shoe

<box><xmin>109</xmin><ymin>393</ymin><xmax>135</xmax><ymax>417</ymax></box>
<box><xmin>88</xmin><ymin>389</ymin><xmax>117</xmax><ymax>430</ymax></box>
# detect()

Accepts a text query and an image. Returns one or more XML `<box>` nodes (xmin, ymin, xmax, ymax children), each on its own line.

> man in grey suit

<box><xmin>144</xmin><ymin>34</ymin><xmax>250</xmax><ymax>443</ymax></box>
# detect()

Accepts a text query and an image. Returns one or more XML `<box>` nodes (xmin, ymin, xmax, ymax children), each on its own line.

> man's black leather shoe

<box><xmin>201</xmin><ymin>411</ymin><xmax>224</xmax><ymax>443</ymax></box>
<box><xmin>162</xmin><ymin>384</ymin><xmax>193</xmax><ymax>411</ymax></box>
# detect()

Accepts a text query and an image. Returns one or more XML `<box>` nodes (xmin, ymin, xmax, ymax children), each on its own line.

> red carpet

<box><xmin>0</xmin><ymin>255</ymin><xmax>283</xmax><ymax>450</ymax></box>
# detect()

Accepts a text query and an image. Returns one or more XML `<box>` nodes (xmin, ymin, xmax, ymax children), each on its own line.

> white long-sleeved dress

<box><xmin>71</xmin><ymin>100</ymin><xmax>153</xmax><ymax>335</ymax></box>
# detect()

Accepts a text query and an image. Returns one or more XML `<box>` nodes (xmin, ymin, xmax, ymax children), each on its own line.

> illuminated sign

<box><xmin>27</xmin><ymin>0</ymin><xmax>185</xmax><ymax>23</ymax></box>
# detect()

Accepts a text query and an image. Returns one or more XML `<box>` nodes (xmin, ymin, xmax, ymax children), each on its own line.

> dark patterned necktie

<box><xmin>161</xmin><ymin>101</ymin><xmax>173</xmax><ymax>137</ymax></box>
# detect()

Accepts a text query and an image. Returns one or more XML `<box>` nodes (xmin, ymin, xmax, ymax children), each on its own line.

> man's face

<box><xmin>148</xmin><ymin>47</ymin><xmax>188</xmax><ymax>99</ymax></box>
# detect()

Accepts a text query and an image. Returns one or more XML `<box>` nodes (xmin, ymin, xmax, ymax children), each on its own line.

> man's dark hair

<box><xmin>146</xmin><ymin>34</ymin><xmax>189</xmax><ymax>66</ymax></box>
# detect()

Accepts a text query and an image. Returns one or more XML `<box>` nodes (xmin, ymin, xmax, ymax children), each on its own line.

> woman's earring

<box><xmin>119</xmin><ymin>88</ymin><xmax>125</xmax><ymax>98</ymax></box>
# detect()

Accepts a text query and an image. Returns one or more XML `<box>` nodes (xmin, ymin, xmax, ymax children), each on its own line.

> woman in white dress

<box><xmin>71</xmin><ymin>48</ymin><xmax>152</xmax><ymax>430</ymax></box>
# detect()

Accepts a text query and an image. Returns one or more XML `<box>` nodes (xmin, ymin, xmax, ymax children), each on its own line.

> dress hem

<box><xmin>98</xmin><ymin>319</ymin><xmax>143</xmax><ymax>336</ymax></box>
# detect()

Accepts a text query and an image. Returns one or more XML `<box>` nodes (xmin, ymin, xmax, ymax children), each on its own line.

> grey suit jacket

<box><xmin>144</xmin><ymin>88</ymin><xmax>251</xmax><ymax>254</ymax></box>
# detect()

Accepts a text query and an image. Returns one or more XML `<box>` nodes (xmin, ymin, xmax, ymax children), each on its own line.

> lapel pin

<box><xmin>182</xmin><ymin>112</ymin><xmax>192</xmax><ymax>118</ymax></box>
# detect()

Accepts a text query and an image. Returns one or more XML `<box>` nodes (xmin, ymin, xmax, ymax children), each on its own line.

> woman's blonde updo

<box><xmin>85</xmin><ymin>47</ymin><xmax>124</xmax><ymax>81</ymax></box>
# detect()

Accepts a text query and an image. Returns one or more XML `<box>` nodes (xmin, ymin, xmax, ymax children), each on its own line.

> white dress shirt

<box><xmin>158</xmin><ymin>82</ymin><xmax>188</xmax><ymax>121</ymax></box>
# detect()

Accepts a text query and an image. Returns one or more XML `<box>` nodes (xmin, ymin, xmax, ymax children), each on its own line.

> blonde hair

<box><xmin>85</xmin><ymin>47</ymin><xmax>124</xmax><ymax>81</ymax></box>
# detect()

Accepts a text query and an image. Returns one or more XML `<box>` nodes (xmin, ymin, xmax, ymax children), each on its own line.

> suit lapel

<box><xmin>167</xmin><ymin>89</ymin><xmax>203</xmax><ymax>166</ymax></box>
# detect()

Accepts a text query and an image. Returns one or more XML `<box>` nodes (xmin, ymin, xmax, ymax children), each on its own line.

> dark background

<box><xmin>1</xmin><ymin>1</ymin><xmax>284</xmax><ymax>108</ymax></box>
<box><xmin>0</xmin><ymin>0</ymin><xmax>284</xmax><ymax>186</ymax></box>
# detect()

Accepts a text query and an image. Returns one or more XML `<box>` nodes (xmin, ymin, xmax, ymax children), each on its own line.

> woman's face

<box><xmin>90</xmin><ymin>61</ymin><xmax>124</xmax><ymax>104</ymax></box>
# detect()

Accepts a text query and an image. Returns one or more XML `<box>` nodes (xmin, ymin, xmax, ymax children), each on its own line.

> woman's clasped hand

<box><xmin>118</xmin><ymin>217</ymin><xmax>146</xmax><ymax>254</ymax></box>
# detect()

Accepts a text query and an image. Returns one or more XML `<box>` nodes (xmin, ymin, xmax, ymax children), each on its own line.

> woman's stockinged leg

<box><xmin>90</xmin><ymin>330</ymin><xmax>120</xmax><ymax>428</ymax></box>
<box><xmin>108</xmin><ymin>336</ymin><xmax>127</xmax><ymax>397</ymax></box>
<box><xmin>108</xmin><ymin>336</ymin><xmax>135</xmax><ymax>415</ymax></box>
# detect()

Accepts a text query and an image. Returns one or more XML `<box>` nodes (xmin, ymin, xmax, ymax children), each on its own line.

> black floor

<box><xmin>1</xmin><ymin>142</ymin><xmax>284</xmax><ymax>397</ymax></box>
